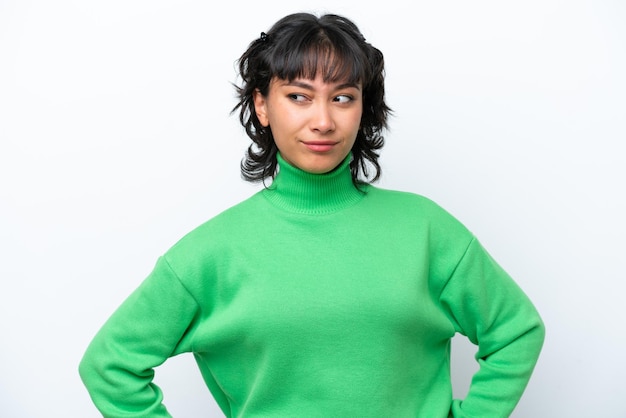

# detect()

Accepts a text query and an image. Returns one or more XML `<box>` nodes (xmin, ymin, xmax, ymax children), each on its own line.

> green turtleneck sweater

<box><xmin>79</xmin><ymin>154</ymin><xmax>544</xmax><ymax>418</ymax></box>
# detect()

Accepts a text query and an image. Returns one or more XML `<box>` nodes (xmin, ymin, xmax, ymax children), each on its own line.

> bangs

<box><xmin>269</xmin><ymin>30</ymin><xmax>368</xmax><ymax>85</ymax></box>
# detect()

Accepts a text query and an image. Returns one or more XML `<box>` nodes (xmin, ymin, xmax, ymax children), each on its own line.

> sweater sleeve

<box><xmin>439</xmin><ymin>238</ymin><xmax>545</xmax><ymax>418</ymax></box>
<box><xmin>79</xmin><ymin>257</ymin><xmax>200</xmax><ymax>418</ymax></box>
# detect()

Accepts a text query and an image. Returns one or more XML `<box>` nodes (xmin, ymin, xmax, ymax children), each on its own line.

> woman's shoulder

<box><xmin>364</xmin><ymin>185</ymin><xmax>473</xmax><ymax>238</ymax></box>
<box><xmin>163</xmin><ymin>191</ymin><xmax>267</xmax><ymax>256</ymax></box>
<box><xmin>366</xmin><ymin>185</ymin><xmax>454</xmax><ymax>214</ymax></box>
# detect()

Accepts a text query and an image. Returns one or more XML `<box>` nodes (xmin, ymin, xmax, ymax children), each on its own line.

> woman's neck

<box><xmin>262</xmin><ymin>153</ymin><xmax>366</xmax><ymax>214</ymax></box>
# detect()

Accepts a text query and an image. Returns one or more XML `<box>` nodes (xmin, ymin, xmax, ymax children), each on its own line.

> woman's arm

<box><xmin>79</xmin><ymin>257</ymin><xmax>199</xmax><ymax>417</ymax></box>
<box><xmin>440</xmin><ymin>238</ymin><xmax>545</xmax><ymax>418</ymax></box>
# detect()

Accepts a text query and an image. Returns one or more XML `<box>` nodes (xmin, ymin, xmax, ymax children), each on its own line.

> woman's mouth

<box><xmin>302</xmin><ymin>141</ymin><xmax>338</xmax><ymax>152</ymax></box>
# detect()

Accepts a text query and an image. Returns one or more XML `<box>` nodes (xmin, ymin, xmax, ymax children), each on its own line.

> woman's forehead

<box><xmin>271</xmin><ymin>76</ymin><xmax>362</xmax><ymax>90</ymax></box>
<box><xmin>274</xmin><ymin>54</ymin><xmax>363</xmax><ymax>83</ymax></box>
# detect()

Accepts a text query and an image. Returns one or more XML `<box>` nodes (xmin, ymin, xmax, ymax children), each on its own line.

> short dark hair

<box><xmin>232</xmin><ymin>12</ymin><xmax>391</xmax><ymax>185</ymax></box>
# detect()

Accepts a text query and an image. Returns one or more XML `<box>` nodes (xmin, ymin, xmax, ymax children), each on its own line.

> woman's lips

<box><xmin>302</xmin><ymin>141</ymin><xmax>338</xmax><ymax>152</ymax></box>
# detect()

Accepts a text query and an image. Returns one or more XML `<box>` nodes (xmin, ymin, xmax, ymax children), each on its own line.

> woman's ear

<box><xmin>253</xmin><ymin>89</ymin><xmax>269</xmax><ymax>127</ymax></box>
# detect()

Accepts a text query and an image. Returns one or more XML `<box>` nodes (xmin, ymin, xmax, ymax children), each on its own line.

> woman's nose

<box><xmin>309</xmin><ymin>103</ymin><xmax>335</xmax><ymax>134</ymax></box>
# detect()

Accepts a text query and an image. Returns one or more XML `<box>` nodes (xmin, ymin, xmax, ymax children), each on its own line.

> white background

<box><xmin>1</xmin><ymin>1</ymin><xmax>624</xmax><ymax>417</ymax></box>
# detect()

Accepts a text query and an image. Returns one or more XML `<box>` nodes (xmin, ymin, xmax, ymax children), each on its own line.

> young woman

<box><xmin>79</xmin><ymin>12</ymin><xmax>545</xmax><ymax>417</ymax></box>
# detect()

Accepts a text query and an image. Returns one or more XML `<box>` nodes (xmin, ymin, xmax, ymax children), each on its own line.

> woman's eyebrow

<box><xmin>336</xmin><ymin>82</ymin><xmax>361</xmax><ymax>91</ymax></box>
<box><xmin>283</xmin><ymin>80</ymin><xmax>362</xmax><ymax>91</ymax></box>
<box><xmin>284</xmin><ymin>80</ymin><xmax>314</xmax><ymax>90</ymax></box>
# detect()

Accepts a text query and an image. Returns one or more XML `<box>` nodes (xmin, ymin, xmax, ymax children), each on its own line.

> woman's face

<box><xmin>253</xmin><ymin>74</ymin><xmax>362</xmax><ymax>174</ymax></box>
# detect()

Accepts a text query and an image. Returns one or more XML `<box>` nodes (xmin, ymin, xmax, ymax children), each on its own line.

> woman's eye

<box><xmin>334</xmin><ymin>95</ymin><xmax>353</xmax><ymax>104</ymax></box>
<box><xmin>288</xmin><ymin>94</ymin><xmax>307</xmax><ymax>102</ymax></box>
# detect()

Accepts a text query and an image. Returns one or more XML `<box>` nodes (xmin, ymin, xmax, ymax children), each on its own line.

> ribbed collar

<box><xmin>262</xmin><ymin>153</ymin><xmax>366</xmax><ymax>215</ymax></box>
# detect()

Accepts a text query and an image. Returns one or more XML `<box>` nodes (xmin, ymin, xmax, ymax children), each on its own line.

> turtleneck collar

<box><xmin>262</xmin><ymin>153</ymin><xmax>366</xmax><ymax>215</ymax></box>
